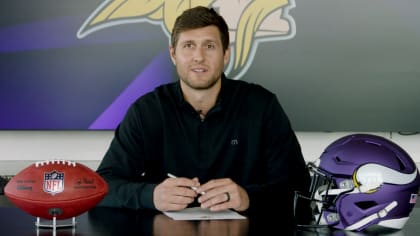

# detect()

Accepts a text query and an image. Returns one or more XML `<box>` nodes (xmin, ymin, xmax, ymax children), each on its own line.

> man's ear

<box><xmin>169</xmin><ymin>46</ymin><xmax>176</xmax><ymax>66</ymax></box>
<box><xmin>223</xmin><ymin>47</ymin><xmax>231</xmax><ymax>65</ymax></box>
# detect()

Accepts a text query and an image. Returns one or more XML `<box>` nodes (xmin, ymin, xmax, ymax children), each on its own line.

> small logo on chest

<box><xmin>230</xmin><ymin>139</ymin><xmax>239</xmax><ymax>146</ymax></box>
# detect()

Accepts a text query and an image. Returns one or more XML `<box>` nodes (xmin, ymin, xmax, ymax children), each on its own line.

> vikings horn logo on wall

<box><xmin>77</xmin><ymin>0</ymin><xmax>297</xmax><ymax>80</ymax></box>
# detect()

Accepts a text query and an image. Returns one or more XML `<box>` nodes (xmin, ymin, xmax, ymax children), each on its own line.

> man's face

<box><xmin>170</xmin><ymin>26</ymin><xmax>230</xmax><ymax>90</ymax></box>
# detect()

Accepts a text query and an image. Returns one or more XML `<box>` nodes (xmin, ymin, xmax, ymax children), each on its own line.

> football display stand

<box><xmin>35</xmin><ymin>216</ymin><xmax>76</xmax><ymax>236</ymax></box>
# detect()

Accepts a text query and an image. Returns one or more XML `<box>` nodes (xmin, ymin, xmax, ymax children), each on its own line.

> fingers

<box><xmin>201</xmin><ymin>192</ymin><xmax>232</xmax><ymax>211</ymax></box>
<box><xmin>197</xmin><ymin>178</ymin><xmax>249</xmax><ymax>212</ymax></box>
<box><xmin>154</xmin><ymin>177</ymin><xmax>250</xmax><ymax>212</ymax></box>
<box><xmin>198</xmin><ymin>191</ymin><xmax>235</xmax><ymax>211</ymax></box>
<box><xmin>153</xmin><ymin>177</ymin><xmax>200</xmax><ymax>211</ymax></box>
<box><xmin>169</xmin><ymin>177</ymin><xmax>201</xmax><ymax>193</ymax></box>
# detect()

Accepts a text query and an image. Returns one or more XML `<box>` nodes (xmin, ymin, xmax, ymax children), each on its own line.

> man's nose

<box><xmin>193</xmin><ymin>48</ymin><xmax>205</xmax><ymax>62</ymax></box>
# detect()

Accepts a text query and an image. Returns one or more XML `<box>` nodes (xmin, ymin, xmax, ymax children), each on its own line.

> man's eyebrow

<box><xmin>179</xmin><ymin>39</ymin><xmax>194</xmax><ymax>44</ymax></box>
<box><xmin>180</xmin><ymin>38</ymin><xmax>217</xmax><ymax>43</ymax></box>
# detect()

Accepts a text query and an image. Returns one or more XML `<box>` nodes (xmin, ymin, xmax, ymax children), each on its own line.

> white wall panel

<box><xmin>0</xmin><ymin>131</ymin><xmax>418</xmax><ymax>175</ymax></box>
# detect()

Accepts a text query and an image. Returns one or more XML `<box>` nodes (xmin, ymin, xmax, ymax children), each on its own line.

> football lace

<box><xmin>35</xmin><ymin>159</ymin><xmax>76</xmax><ymax>167</ymax></box>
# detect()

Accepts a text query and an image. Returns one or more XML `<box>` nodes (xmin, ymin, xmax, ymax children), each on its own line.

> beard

<box><xmin>178</xmin><ymin>71</ymin><xmax>222</xmax><ymax>91</ymax></box>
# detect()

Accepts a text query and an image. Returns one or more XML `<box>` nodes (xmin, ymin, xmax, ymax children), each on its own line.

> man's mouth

<box><xmin>192</xmin><ymin>68</ymin><xmax>207</xmax><ymax>73</ymax></box>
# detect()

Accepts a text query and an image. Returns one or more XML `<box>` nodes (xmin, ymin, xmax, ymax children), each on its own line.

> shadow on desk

<box><xmin>88</xmin><ymin>207</ymin><xmax>292</xmax><ymax>236</ymax></box>
<box><xmin>87</xmin><ymin>207</ymin><xmax>420</xmax><ymax>236</ymax></box>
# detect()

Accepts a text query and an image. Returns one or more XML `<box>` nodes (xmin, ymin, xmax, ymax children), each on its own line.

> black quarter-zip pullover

<box><xmin>97</xmin><ymin>74</ymin><xmax>310</xmax><ymax>217</ymax></box>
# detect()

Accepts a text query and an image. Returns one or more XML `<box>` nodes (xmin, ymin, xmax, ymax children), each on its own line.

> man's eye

<box><xmin>184</xmin><ymin>43</ymin><xmax>193</xmax><ymax>48</ymax></box>
<box><xmin>207</xmin><ymin>44</ymin><xmax>215</xmax><ymax>49</ymax></box>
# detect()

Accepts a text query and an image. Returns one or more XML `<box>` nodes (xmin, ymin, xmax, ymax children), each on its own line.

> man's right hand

<box><xmin>153</xmin><ymin>176</ymin><xmax>200</xmax><ymax>211</ymax></box>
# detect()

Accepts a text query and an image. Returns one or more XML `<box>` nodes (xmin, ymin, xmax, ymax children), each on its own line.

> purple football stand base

<box><xmin>35</xmin><ymin>216</ymin><xmax>76</xmax><ymax>236</ymax></box>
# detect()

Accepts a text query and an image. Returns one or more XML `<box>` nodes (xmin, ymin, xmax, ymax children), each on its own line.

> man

<box><xmin>96</xmin><ymin>6</ymin><xmax>310</xmax><ymax>221</ymax></box>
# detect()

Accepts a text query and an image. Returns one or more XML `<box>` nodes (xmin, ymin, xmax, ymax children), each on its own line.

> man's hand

<box><xmin>153</xmin><ymin>177</ymin><xmax>200</xmax><ymax>211</ymax></box>
<box><xmin>196</xmin><ymin>178</ymin><xmax>249</xmax><ymax>212</ymax></box>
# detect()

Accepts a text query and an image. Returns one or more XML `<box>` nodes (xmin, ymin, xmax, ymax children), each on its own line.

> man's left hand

<box><xmin>196</xmin><ymin>178</ymin><xmax>249</xmax><ymax>212</ymax></box>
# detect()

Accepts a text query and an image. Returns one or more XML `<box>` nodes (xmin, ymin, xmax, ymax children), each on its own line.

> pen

<box><xmin>167</xmin><ymin>173</ymin><xmax>205</xmax><ymax>195</ymax></box>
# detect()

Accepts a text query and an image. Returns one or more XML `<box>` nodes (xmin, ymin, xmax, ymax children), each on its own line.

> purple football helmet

<box><xmin>295</xmin><ymin>133</ymin><xmax>420</xmax><ymax>231</ymax></box>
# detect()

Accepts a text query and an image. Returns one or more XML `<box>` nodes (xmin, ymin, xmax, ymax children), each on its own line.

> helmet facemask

<box><xmin>294</xmin><ymin>161</ymin><xmax>355</xmax><ymax>229</ymax></box>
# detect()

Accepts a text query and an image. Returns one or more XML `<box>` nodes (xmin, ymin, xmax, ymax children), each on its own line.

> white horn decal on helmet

<box><xmin>355</xmin><ymin>163</ymin><xmax>418</xmax><ymax>192</ymax></box>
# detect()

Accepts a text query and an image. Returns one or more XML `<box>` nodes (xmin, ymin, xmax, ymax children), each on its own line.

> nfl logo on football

<box><xmin>43</xmin><ymin>171</ymin><xmax>64</xmax><ymax>195</ymax></box>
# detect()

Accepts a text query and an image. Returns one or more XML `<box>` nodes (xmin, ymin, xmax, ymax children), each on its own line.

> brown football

<box><xmin>4</xmin><ymin>160</ymin><xmax>108</xmax><ymax>220</ymax></box>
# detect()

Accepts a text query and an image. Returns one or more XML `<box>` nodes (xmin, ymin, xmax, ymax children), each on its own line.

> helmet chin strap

<box><xmin>344</xmin><ymin>201</ymin><xmax>398</xmax><ymax>231</ymax></box>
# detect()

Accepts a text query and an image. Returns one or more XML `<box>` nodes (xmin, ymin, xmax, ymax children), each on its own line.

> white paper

<box><xmin>163</xmin><ymin>207</ymin><xmax>247</xmax><ymax>220</ymax></box>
